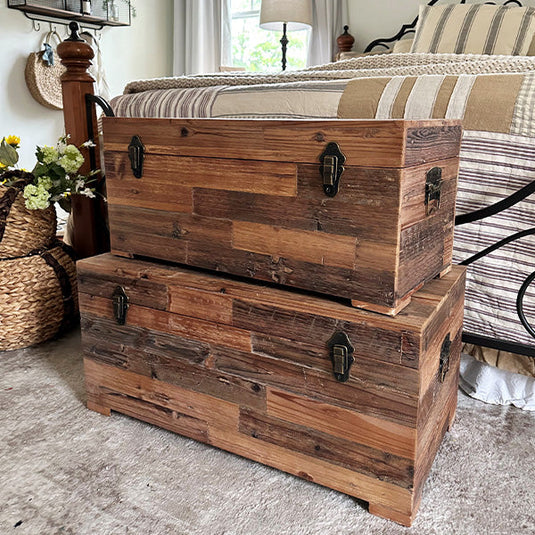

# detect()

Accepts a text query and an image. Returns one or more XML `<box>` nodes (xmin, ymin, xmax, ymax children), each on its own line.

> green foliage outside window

<box><xmin>231</xmin><ymin>0</ymin><xmax>309</xmax><ymax>72</ymax></box>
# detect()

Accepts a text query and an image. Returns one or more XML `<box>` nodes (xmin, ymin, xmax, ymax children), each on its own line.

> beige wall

<box><xmin>347</xmin><ymin>0</ymin><xmax>535</xmax><ymax>53</ymax></box>
<box><xmin>0</xmin><ymin>0</ymin><xmax>173</xmax><ymax>168</ymax></box>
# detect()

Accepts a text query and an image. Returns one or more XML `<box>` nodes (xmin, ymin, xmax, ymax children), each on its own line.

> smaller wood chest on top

<box><xmin>103</xmin><ymin>118</ymin><xmax>462</xmax><ymax>315</ymax></box>
<box><xmin>79</xmin><ymin>254</ymin><xmax>466</xmax><ymax>526</ymax></box>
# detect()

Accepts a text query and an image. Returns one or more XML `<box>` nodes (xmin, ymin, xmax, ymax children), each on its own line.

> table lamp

<box><xmin>260</xmin><ymin>0</ymin><xmax>312</xmax><ymax>71</ymax></box>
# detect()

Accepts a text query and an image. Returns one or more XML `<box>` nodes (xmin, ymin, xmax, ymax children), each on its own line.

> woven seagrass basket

<box><xmin>0</xmin><ymin>243</ymin><xmax>79</xmax><ymax>352</ymax></box>
<box><xmin>0</xmin><ymin>171</ymin><xmax>57</xmax><ymax>259</ymax></box>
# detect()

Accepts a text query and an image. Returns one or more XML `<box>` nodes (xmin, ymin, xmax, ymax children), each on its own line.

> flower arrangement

<box><xmin>0</xmin><ymin>134</ymin><xmax>99</xmax><ymax>212</ymax></box>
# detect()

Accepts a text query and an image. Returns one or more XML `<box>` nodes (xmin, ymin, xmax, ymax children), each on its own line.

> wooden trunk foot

<box><xmin>87</xmin><ymin>399</ymin><xmax>111</xmax><ymax>416</ymax></box>
<box><xmin>368</xmin><ymin>503</ymin><xmax>415</xmax><ymax>527</ymax></box>
<box><xmin>437</xmin><ymin>265</ymin><xmax>452</xmax><ymax>279</ymax></box>
<box><xmin>351</xmin><ymin>294</ymin><xmax>410</xmax><ymax>316</ymax></box>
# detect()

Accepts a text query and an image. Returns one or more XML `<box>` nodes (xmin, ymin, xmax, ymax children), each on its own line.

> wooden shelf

<box><xmin>8</xmin><ymin>2</ymin><xmax>130</xmax><ymax>29</ymax></box>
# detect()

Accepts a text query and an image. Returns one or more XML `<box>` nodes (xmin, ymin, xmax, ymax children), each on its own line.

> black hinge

<box><xmin>319</xmin><ymin>142</ymin><xmax>346</xmax><ymax>197</ymax></box>
<box><xmin>439</xmin><ymin>333</ymin><xmax>452</xmax><ymax>382</ymax></box>
<box><xmin>425</xmin><ymin>167</ymin><xmax>443</xmax><ymax>216</ymax></box>
<box><xmin>327</xmin><ymin>331</ymin><xmax>354</xmax><ymax>382</ymax></box>
<box><xmin>128</xmin><ymin>135</ymin><xmax>145</xmax><ymax>179</ymax></box>
<box><xmin>112</xmin><ymin>286</ymin><xmax>129</xmax><ymax>325</ymax></box>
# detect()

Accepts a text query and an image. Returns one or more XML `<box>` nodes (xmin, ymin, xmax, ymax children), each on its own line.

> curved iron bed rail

<box><xmin>365</xmin><ymin>0</ymin><xmax>534</xmax><ymax>357</ymax></box>
<box><xmin>364</xmin><ymin>0</ymin><xmax>521</xmax><ymax>53</ymax></box>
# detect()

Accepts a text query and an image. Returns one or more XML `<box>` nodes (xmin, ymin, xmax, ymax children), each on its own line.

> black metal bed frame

<box><xmin>364</xmin><ymin>0</ymin><xmax>523</xmax><ymax>53</ymax></box>
<box><xmin>364</xmin><ymin>0</ymin><xmax>535</xmax><ymax>358</ymax></box>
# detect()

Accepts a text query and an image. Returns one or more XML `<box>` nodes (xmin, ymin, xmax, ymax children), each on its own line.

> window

<box><xmin>230</xmin><ymin>0</ymin><xmax>309</xmax><ymax>72</ymax></box>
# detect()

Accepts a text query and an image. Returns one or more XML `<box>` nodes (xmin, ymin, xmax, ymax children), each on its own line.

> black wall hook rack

<box><xmin>8</xmin><ymin>1</ymin><xmax>131</xmax><ymax>31</ymax></box>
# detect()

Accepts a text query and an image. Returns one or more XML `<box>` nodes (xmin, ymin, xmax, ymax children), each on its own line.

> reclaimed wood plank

<box><xmin>232</xmin><ymin>299</ymin><xmax>418</xmax><ymax>368</ymax></box>
<box><xmin>105</xmin><ymin>151</ymin><xmax>193</xmax><ymax>212</ymax></box>
<box><xmin>98</xmin><ymin>388</ymin><xmax>210</xmax><ymax>443</ymax></box>
<box><xmin>209</xmin><ymin>426</ymin><xmax>414</xmax><ymax>516</ymax></box>
<box><xmin>266</xmin><ymin>388</ymin><xmax>416</xmax><ymax>459</ymax></box>
<box><xmin>232</xmin><ymin>221</ymin><xmax>359</xmax><ymax>270</ymax></box>
<box><xmin>213</xmin><ymin>346</ymin><xmax>417</xmax><ymax>425</ymax></box>
<box><xmin>77</xmin><ymin>270</ymin><xmax>169</xmax><ymax>311</ymax></box>
<box><xmin>250</xmin><ymin>333</ymin><xmax>419</xmax><ymax>397</ymax></box>
<box><xmin>239</xmin><ymin>408</ymin><xmax>415</xmax><ymax>488</ymax></box>
<box><xmin>403</xmin><ymin>125</ymin><xmax>462</xmax><ymax>168</ymax></box>
<box><xmin>84</xmin><ymin>358</ymin><xmax>240</xmax><ymax>430</ymax></box>
<box><xmin>79</xmin><ymin>294</ymin><xmax>252</xmax><ymax>353</ymax></box>
<box><xmin>105</xmin><ymin>152</ymin><xmax>298</xmax><ymax>197</ymax></box>
<box><xmin>83</xmin><ymin>326</ymin><xmax>266</xmax><ymax>411</ymax></box>
<box><xmin>103</xmin><ymin>118</ymin><xmax>460</xmax><ymax>168</ymax></box>
<box><xmin>76</xmin><ymin>254</ymin><xmax>430</xmax><ymax>332</ymax></box>
<box><xmin>193</xmin><ymin>165</ymin><xmax>400</xmax><ymax>242</ymax></box>
<box><xmin>168</xmin><ymin>286</ymin><xmax>233</xmax><ymax>324</ymax></box>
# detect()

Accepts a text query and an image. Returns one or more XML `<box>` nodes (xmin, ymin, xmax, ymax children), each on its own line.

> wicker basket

<box><xmin>0</xmin><ymin>243</ymin><xmax>79</xmax><ymax>351</ymax></box>
<box><xmin>0</xmin><ymin>171</ymin><xmax>57</xmax><ymax>259</ymax></box>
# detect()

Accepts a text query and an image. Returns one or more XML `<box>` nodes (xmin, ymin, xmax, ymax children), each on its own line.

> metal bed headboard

<box><xmin>364</xmin><ymin>0</ymin><xmax>523</xmax><ymax>53</ymax></box>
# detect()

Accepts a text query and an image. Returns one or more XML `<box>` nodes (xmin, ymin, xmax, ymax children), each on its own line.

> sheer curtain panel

<box><xmin>307</xmin><ymin>0</ymin><xmax>348</xmax><ymax>67</ymax></box>
<box><xmin>174</xmin><ymin>0</ymin><xmax>231</xmax><ymax>75</ymax></box>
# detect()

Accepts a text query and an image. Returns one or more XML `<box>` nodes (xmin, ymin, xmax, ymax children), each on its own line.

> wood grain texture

<box><xmin>84</xmin><ymin>360</ymin><xmax>415</xmax><ymax>518</ymax></box>
<box><xmin>102</xmin><ymin>118</ymin><xmax>461</xmax><ymax>168</ymax></box>
<box><xmin>79</xmin><ymin>254</ymin><xmax>466</xmax><ymax>527</ymax></box>
<box><xmin>102</xmin><ymin>118</ymin><xmax>461</xmax><ymax>313</ymax></box>
<box><xmin>105</xmin><ymin>152</ymin><xmax>298</xmax><ymax>197</ymax></box>
<box><xmin>58</xmin><ymin>39</ymin><xmax>109</xmax><ymax>258</ymax></box>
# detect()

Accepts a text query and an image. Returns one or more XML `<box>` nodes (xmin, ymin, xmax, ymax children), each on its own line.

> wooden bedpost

<box><xmin>58</xmin><ymin>22</ymin><xmax>109</xmax><ymax>259</ymax></box>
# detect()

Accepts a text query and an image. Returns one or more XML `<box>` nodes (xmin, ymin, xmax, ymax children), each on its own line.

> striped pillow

<box><xmin>410</xmin><ymin>4</ymin><xmax>535</xmax><ymax>55</ymax></box>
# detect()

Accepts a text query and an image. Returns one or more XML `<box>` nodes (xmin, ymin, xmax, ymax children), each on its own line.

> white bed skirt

<box><xmin>459</xmin><ymin>353</ymin><xmax>535</xmax><ymax>411</ymax></box>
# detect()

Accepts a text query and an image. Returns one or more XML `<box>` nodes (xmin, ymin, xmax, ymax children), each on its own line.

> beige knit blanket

<box><xmin>124</xmin><ymin>52</ymin><xmax>535</xmax><ymax>94</ymax></box>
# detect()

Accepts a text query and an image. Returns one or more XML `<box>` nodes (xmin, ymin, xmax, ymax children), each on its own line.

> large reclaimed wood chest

<box><xmin>103</xmin><ymin>118</ymin><xmax>462</xmax><ymax>315</ymax></box>
<box><xmin>79</xmin><ymin>254</ymin><xmax>466</xmax><ymax>526</ymax></box>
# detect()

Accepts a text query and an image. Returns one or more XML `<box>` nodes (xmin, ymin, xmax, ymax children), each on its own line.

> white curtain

<box><xmin>307</xmin><ymin>0</ymin><xmax>349</xmax><ymax>67</ymax></box>
<box><xmin>173</xmin><ymin>0</ymin><xmax>231</xmax><ymax>75</ymax></box>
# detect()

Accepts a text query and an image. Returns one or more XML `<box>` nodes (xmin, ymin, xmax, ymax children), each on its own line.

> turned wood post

<box><xmin>58</xmin><ymin>21</ymin><xmax>109</xmax><ymax>259</ymax></box>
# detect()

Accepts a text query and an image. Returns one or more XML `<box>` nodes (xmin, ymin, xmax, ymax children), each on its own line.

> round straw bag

<box><xmin>0</xmin><ymin>243</ymin><xmax>79</xmax><ymax>351</ymax></box>
<box><xmin>25</xmin><ymin>30</ymin><xmax>66</xmax><ymax>110</ymax></box>
<box><xmin>0</xmin><ymin>171</ymin><xmax>57</xmax><ymax>259</ymax></box>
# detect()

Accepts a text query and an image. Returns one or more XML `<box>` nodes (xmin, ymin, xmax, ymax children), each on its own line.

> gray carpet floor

<box><xmin>1</xmin><ymin>330</ymin><xmax>534</xmax><ymax>535</ymax></box>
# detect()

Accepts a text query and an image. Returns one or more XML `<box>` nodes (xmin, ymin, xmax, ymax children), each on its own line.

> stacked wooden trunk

<box><xmin>79</xmin><ymin>118</ymin><xmax>465</xmax><ymax>526</ymax></box>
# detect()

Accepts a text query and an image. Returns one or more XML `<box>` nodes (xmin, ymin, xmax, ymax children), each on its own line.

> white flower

<box><xmin>81</xmin><ymin>140</ymin><xmax>97</xmax><ymax>148</ymax></box>
<box><xmin>80</xmin><ymin>188</ymin><xmax>96</xmax><ymax>199</ymax></box>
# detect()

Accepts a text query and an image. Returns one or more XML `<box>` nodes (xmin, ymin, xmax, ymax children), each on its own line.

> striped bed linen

<box><xmin>109</xmin><ymin>55</ymin><xmax>535</xmax><ymax>357</ymax></box>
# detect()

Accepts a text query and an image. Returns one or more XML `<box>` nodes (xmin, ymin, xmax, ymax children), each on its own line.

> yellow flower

<box><xmin>6</xmin><ymin>135</ymin><xmax>20</xmax><ymax>147</ymax></box>
<box><xmin>0</xmin><ymin>162</ymin><xmax>5</xmax><ymax>169</ymax></box>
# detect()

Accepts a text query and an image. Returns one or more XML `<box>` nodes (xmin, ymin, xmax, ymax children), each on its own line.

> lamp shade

<box><xmin>260</xmin><ymin>0</ymin><xmax>313</xmax><ymax>31</ymax></box>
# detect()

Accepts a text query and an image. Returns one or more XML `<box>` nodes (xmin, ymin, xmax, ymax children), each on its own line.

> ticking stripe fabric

<box><xmin>339</xmin><ymin>73</ymin><xmax>526</xmax><ymax>134</ymax></box>
<box><xmin>454</xmin><ymin>131</ymin><xmax>535</xmax><ymax>348</ymax></box>
<box><xmin>411</xmin><ymin>4</ymin><xmax>535</xmax><ymax>55</ymax></box>
<box><xmin>109</xmin><ymin>54</ymin><xmax>535</xmax><ymax>357</ymax></box>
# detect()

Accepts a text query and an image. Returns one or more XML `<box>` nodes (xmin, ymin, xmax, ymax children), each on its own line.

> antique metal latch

<box><xmin>425</xmin><ymin>167</ymin><xmax>443</xmax><ymax>216</ymax></box>
<box><xmin>439</xmin><ymin>333</ymin><xmax>452</xmax><ymax>383</ymax></box>
<box><xmin>112</xmin><ymin>286</ymin><xmax>129</xmax><ymax>325</ymax></box>
<box><xmin>319</xmin><ymin>142</ymin><xmax>346</xmax><ymax>197</ymax></box>
<box><xmin>327</xmin><ymin>331</ymin><xmax>355</xmax><ymax>382</ymax></box>
<box><xmin>128</xmin><ymin>135</ymin><xmax>145</xmax><ymax>179</ymax></box>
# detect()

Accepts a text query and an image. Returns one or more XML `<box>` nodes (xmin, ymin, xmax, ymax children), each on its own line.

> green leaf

<box><xmin>32</xmin><ymin>162</ymin><xmax>48</xmax><ymax>177</ymax></box>
<box><xmin>0</xmin><ymin>140</ymin><xmax>19</xmax><ymax>167</ymax></box>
